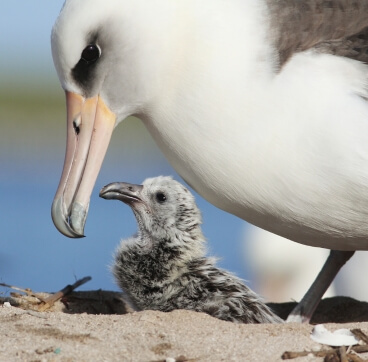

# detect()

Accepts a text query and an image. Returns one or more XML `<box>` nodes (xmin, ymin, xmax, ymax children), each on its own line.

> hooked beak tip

<box><xmin>99</xmin><ymin>184</ymin><xmax>116</xmax><ymax>199</ymax></box>
<box><xmin>99</xmin><ymin>185</ymin><xmax>108</xmax><ymax>198</ymax></box>
<box><xmin>51</xmin><ymin>197</ymin><xmax>86</xmax><ymax>238</ymax></box>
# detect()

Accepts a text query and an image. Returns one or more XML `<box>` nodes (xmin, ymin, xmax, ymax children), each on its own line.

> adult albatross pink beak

<box><xmin>52</xmin><ymin>91</ymin><xmax>116</xmax><ymax>238</ymax></box>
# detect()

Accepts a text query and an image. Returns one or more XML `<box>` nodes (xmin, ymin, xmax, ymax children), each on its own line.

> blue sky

<box><xmin>1</xmin><ymin>2</ymin><xmax>64</xmax><ymax>77</ymax></box>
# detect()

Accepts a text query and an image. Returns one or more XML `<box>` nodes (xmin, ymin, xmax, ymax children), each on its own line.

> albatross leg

<box><xmin>286</xmin><ymin>250</ymin><xmax>355</xmax><ymax>323</ymax></box>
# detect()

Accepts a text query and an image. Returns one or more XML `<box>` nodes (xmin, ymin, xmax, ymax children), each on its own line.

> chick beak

<box><xmin>99</xmin><ymin>182</ymin><xmax>144</xmax><ymax>205</ymax></box>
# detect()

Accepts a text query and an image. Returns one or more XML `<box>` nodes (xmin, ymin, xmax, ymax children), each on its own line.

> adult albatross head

<box><xmin>51</xmin><ymin>0</ymin><xmax>175</xmax><ymax>237</ymax></box>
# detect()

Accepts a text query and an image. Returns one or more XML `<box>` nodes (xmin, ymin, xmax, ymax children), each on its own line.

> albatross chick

<box><xmin>100</xmin><ymin>176</ymin><xmax>282</xmax><ymax>324</ymax></box>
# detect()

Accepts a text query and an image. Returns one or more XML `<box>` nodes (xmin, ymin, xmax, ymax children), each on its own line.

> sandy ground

<box><xmin>1</xmin><ymin>291</ymin><xmax>368</xmax><ymax>362</ymax></box>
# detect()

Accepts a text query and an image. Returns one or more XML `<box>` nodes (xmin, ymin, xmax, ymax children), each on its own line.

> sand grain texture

<box><xmin>1</xmin><ymin>293</ymin><xmax>368</xmax><ymax>361</ymax></box>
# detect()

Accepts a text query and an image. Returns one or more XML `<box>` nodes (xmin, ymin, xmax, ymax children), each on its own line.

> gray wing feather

<box><xmin>266</xmin><ymin>0</ymin><xmax>368</xmax><ymax>65</ymax></box>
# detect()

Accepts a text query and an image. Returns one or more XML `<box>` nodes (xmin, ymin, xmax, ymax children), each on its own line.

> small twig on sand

<box><xmin>0</xmin><ymin>283</ymin><xmax>47</xmax><ymax>302</ymax></box>
<box><xmin>282</xmin><ymin>345</ymin><xmax>368</xmax><ymax>360</ymax></box>
<box><xmin>282</xmin><ymin>330</ymin><xmax>368</xmax><ymax>361</ymax></box>
<box><xmin>282</xmin><ymin>348</ymin><xmax>337</xmax><ymax>359</ymax></box>
<box><xmin>339</xmin><ymin>346</ymin><xmax>348</xmax><ymax>362</ymax></box>
<box><xmin>347</xmin><ymin>352</ymin><xmax>366</xmax><ymax>362</ymax></box>
<box><xmin>351</xmin><ymin>329</ymin><xmax>368</xmax><ymax>345</ymax></box>
<box><xmin>38</xmin><ymin>276</ymin><xmax>92</xmax><ymax>312</ymax></box>
<box><xmin>352</xmin><ymin>345</ymin><xmax>368</xmax><ymax>354</ymax></box>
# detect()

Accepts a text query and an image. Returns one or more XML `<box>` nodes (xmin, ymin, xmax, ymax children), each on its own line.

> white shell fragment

<box><xmin>3</xmin><ymin>302</ymin><xmax>11</xmax><ymax>308</ymax></box>
<box><xmin>310</xmin><ymin>324</ymin><xmax>359</xmax><ymax>346</ymax></box>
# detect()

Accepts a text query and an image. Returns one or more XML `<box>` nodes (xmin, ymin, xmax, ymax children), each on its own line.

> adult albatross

<box><xmin>51</xmin><ymin>0</ymin><xmax>368</xmax><ymax>322</ymax></box>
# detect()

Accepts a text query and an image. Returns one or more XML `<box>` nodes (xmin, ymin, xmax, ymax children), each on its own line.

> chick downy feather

<box><xmin>105</xmin><ymin>176</ymin><xmax>282</xmax><ymax>324</ymax></box>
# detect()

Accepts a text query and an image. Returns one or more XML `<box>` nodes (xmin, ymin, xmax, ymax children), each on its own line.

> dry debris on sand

<box><xmin>1</xmin><ymin>283</ymin><xmax>368</xmax><ymax>361</ymax></box>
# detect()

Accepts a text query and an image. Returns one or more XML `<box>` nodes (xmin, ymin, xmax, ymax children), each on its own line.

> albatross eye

<box><xmin>155</xmin><ymin>192</ymin><xmax>167</xmax><ymax>203</ymax></box>
<box><xmin>81</xmin><ymin>44</ymin><xmax>100</xmax><ymax>63</ymax></box>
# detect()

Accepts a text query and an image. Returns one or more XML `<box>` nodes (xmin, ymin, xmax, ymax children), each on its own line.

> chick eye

<box><xmin>81</xmin><ymin>44</ymin><xmax>100</xmax><ymax>63</ymax></box>
<box><xmin>156</xmin><ymin>192</ymin><xmax>167</xmax><ymax>203</ymax></box>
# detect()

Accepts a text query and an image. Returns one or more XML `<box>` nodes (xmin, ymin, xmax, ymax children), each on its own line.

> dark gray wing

<box><xmin>266</xmin><ymin>0</ymin><xmax>368</xmax><ymax>66</ymax></box>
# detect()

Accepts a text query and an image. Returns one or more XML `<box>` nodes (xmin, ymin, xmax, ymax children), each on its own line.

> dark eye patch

<box><xmin>71</xmin><ymin>42</ymin><xmax>101</xmax><ymax>94</ymax></box>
